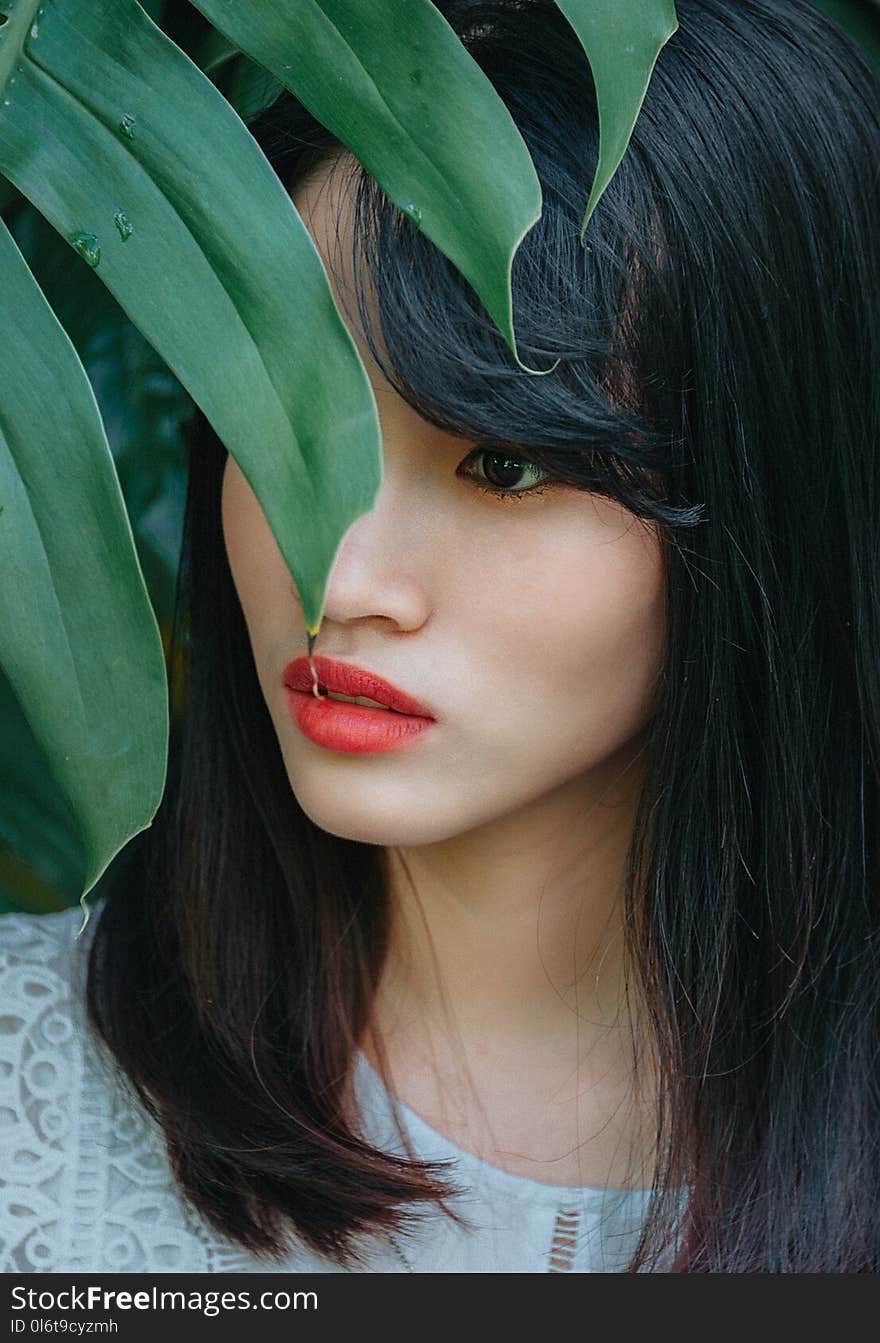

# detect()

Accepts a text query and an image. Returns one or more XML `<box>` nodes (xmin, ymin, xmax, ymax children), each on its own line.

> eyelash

<box><xmin>457</xmin><ymin>446</ymin><xmax>554</xmax><ymax>503</ymax></box>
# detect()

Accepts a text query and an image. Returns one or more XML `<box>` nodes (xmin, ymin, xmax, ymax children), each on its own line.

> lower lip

<box><xmin>284</xmin><ymin>689</ymin><xmax>436</xmax><ymax>754</ymax></box>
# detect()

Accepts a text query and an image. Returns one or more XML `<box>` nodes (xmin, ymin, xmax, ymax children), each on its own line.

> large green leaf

<box><xmin>9</xmin><ymin>203</ymin><xmax>190</xmax><ymax>634</ymax></box>
<box><xmin>187</xmin><ymin>0</ymin><xmax>544</xmax><ymax>370</ymax></box>
<box><xmin>554</xmin><ymin>0</ymin><xmax>678</xmax><ymax>241</ymax></box>
<box><xmin>0</xmin><ymin>202</ymin><xmax>190</xmax><ymax>916</ymax></box>
<box><xmin>0</xmin><ymin>216</ymin><xmax>167</xmax><ymax>920</ymax></box>
<box><xmin>0</xmin><ymin>0</ymin><xmax>382</xmax><ymax>638</ymax></box>
<box><xmin>192</xmin><ymin>27</ymin><xmax>286</xmax><ymax>125</ymax></box>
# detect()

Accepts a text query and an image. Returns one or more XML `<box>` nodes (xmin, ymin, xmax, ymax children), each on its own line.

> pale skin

<box><xmin>222</xmin><ymin>154</ymin><xmax>667</xmax><ymax>1190</ymax></box>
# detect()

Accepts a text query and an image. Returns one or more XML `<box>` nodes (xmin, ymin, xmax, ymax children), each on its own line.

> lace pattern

<box><xmin>0</xmin><ymin>907</ymin><xmax>278</xmax><ymax>1273</ymax></box>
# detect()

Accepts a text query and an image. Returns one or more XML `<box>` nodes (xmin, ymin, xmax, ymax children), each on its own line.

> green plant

<box><xmin>0</xmin><ymin>0</ymin><xmax>875</xmax><ymax>915</ymax></box>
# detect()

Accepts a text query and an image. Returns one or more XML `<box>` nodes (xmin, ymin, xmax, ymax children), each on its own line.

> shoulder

<box><xmin>0</xmin><ymin>904</ymin><xmax>225</xmax><ymax>1271</ymax></box>
<box><xmin>0</xmin><ymin>905</ymin><xmax>90</xmax><ymax>1096</ymax></box>
<box><xmin>1</xmin><ymin>902</ymin><xmax>98</xmax><ymax>1051</ymax></box>
<box><xmin>0</xmin><ymin>906</ymin><xmax>95</xmax><ymax>1270</ymax></box>
<box><xmin>0</xmin><ymin>904</ymin><xmax>353</xmax><ymax>1274</ymax></box>
<box><xmin>1</xmin><ymin>901</ymin><xmax>86</xmax><ymax>973</ymax></box>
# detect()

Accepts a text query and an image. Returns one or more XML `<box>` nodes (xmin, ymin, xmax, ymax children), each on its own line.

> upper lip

<box><xmin>283</xmin><ymin>656</ymin><xmax>436</xmax><ymax>719</ymax></box>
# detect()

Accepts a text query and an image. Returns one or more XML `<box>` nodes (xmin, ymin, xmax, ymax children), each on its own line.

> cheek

<box><xmin>576</xmin><ymin>536</ymin><xmax>664</xmax><ymax>652</ymax></box>
<box><xmin>221</xmin><ymin>460</ymin><xmax>258</xmax><ymax>610</ymax></box>
<box><xmin>561</xmin><ymin>534</ymin><xmax>667</xmax><ymax>728</ymax></box>
<box><xmin>481</xmin><ymin>514</ymin><xmax>666</xmax><ymax>735</ymax></box>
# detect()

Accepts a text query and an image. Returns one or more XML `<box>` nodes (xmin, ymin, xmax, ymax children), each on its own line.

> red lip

<box><xmin>282</xmin><ymin>656</ymin><xmax>436</xmax><ymax>720</ymax></box>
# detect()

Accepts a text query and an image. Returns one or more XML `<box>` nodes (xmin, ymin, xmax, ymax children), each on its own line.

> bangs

<box><xmin>343</xmin><ymin>159</ymin><xmax>702</xmax><ymax>530</ymax></box>
<box><xmin>248</xmin><ymin>1</ymin><xmax>703</xmax><ymax>532</ymax></box>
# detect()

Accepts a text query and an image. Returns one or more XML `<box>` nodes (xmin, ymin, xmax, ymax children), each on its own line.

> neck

<box><xmin>361</xmin><ymin>737</ymin><xmax>657</xmax><ymax>1187</ymax></box>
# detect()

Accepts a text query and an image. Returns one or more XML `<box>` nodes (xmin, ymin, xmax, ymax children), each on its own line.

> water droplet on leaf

<box><xmin>29</xmin><ymin>20</ymin><xmax>38</xmax><ymax>38</ymax></box>
<box><xmin>119</xmin><ymin>113</ymin><xmax>136</xmax><ymax>140</ymax></box>
<box><xmin>71</xmin><ymin>232</ymin><xmax>100</xmax><ymax>267</ymax></box>
<box><xmin>113</xmin><ymin>210</ymin><xmax>133</xmax><ymax>241</ymax></box>
<box><xmin>400</xmin><ymin>202</ymin><xmax>422</xmax><ymax>228</ymax></box>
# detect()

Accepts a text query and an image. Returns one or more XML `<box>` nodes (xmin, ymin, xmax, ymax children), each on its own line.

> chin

<box><xmin>285</xmin><ymin>776</ymin><xmax>465</xmax><ymax>848</ymax></box>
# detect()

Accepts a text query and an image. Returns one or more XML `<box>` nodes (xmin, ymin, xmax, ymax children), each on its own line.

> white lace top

<box><xmin>1</xmin><ymin>906</ymin><xmax>659</xmax><ymax>1274</ymax></box>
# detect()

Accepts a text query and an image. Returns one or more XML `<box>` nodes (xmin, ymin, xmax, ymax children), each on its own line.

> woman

<box><xmin>1</xmin><ymin>0</ymin><xmax>877</xmax><ymax>1273</ymax></box>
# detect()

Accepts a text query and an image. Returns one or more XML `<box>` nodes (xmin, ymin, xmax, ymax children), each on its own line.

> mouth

<box><xmin>282</xmin><ymin>658</ymin><xmax>437</xmax><ymax>754</ymax></box>
<box><xmin>282</xmin><ymin>656</ymin><xmax>436</xmax><ymax>720</ymax></box>
<box><xmin>318</xmin><ymin>691</ymin><xmax>404</xmax><ymax>712</ymax></box>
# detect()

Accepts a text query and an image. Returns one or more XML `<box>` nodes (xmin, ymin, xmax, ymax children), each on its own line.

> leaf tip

<box><xmin>75</xmin><ymin>894</ymin><xmax>92</xmax><ymax>940</ymax></box>
<box><xmin>513</xmin><ymin>351</ymin><xmax>561</xmax><ymax>377</ymax></box>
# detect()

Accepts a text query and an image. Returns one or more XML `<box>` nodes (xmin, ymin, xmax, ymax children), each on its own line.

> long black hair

<box><xmin>85</xmin><ymin>0</ymin><xmax>880</xmax><ymax>1270</ymax></box>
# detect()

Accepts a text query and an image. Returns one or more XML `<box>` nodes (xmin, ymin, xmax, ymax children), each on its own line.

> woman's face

<box><xmin>222</xmin><ymin>158</ymin><xmax>667</xmax><ymax>848</ymax></box>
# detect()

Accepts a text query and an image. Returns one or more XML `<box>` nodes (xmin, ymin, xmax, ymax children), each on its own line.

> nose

<box><xmin>292</xmin><ymin>480</ymin><xmax>431</xmax><ymax>638</ymax></box>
